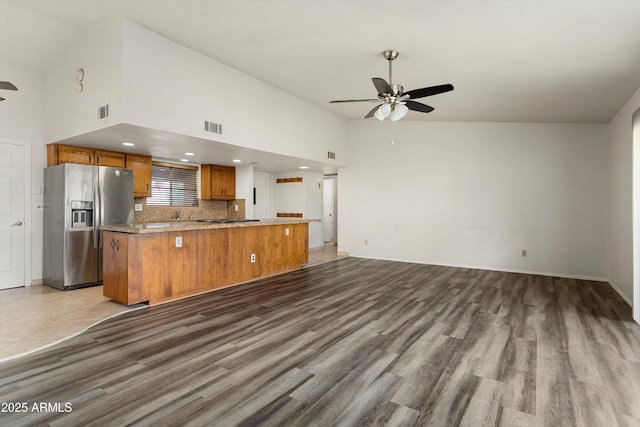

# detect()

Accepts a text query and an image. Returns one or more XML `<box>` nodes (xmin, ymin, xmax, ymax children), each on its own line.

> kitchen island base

<box><xmin>103</xmin><ymin>223</ymin><xmax>308</xmax><ymax>305</ymax></box>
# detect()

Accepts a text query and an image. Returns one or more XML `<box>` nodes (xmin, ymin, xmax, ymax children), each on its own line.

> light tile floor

<box><xmin>306</xmin><ymin>242</ymin><xmax>347</xmax><ymax>266</ymax></box>
<box><xmin>0</xmin><ymin>285</ymin><xmax>144</xmax><ymax>361</ymax></box>
<box><xmin>0</xmin><ymin>244</ymin><xmax>346</xmax><ymax>362</ymax></box>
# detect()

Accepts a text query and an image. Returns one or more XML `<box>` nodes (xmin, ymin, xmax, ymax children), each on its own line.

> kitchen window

<box><xmin>147</xmin><ymin>162</ymin><xmax>198</xmax><ymax>207</ymax></box>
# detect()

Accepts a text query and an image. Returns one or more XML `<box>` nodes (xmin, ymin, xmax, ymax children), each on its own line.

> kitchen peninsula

<box><xmin>101</xmin><ymin>219</ymin><xmax>315</xmax><ymax>306</ymax></box>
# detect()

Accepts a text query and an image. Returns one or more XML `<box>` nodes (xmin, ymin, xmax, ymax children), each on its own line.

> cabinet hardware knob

<box><xmin>116</xmin><ymin>240</ymin><xmax>120</xmax><ymax>250</ymax></box>
<box><xmin>110</xmin><ymin>239</ymin><xmax>115</xmax><ymax>250</ymax></box>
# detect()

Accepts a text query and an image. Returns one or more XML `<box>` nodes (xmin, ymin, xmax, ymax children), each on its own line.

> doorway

<box><xmin>323</xmin><ymin>175</ymin><xmax>337</xmax><ymax>243</ymax></box>
<box><xmin>0</xmin><ymin>139</ymin><xmax>29</xmax><ymax>289</ymax></box>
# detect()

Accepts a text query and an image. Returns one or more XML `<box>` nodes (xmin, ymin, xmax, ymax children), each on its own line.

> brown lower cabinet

<box><xmin>103</xmin><ymin>223</ymin><xmax>309</xmax><ymax>305</ymax></box>
<box><xmin>102</xmin><ymin>232</ymin><xmax>148</xmax><ymax>305</ymax></box>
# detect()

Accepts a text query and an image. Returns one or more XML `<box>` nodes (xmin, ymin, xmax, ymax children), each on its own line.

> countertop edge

<box><xmin>102</xmin><ymin>219</ymin><xmax>319</xmax><ymax>234</ymax></box>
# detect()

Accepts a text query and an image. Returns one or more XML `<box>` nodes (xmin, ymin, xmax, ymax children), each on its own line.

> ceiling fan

<box><xmin>330</xmin><ymin>50</ymin><xmax>454</xmax><ymax>121</ymax></box>
<box><xmin>0</xmin><ymin>81</ymin><xmax>18</xmax><ymax>101</ymax></box>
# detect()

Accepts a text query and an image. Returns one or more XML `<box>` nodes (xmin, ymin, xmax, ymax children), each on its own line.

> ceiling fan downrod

<box><xmin>383</xmin><ymin>50</ymin><xmax>403</xmax><ymax>96</ymax></box>
<box><xmin>383</xmin><ymin>50</ymin><xmax>398</xmax><ymax>84</ymax></box>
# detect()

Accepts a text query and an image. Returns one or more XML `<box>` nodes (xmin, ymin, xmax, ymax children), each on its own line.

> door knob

<box><xmin>11</xmin><ymin>221</ymin><xmax>23</xmax><ymax>226</ymax></box>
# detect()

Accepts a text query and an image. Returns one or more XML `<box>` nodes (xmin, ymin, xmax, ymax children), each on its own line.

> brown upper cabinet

<box><xmin>48</xmin><ymin>144</ymin><xmax>124</xmax><ymax>167</ymax></box>
<box><xmin>47</xmin><ymin>144</ymin><xmax>152</xmax><ymax>198</ymax></box>
<box><xmin>95</xmin><ymin>149</ymin><xmax>125</xmax><ymax>167</ymax></box>
<box><xmin>201</xmin><ymin>164</ymin><xmax>236</xmax><ymax>200</ymax></box>
<box><xmin>125</xmin><ymin>154</ymin><xmax>152</xmax><ymax>198</ymax></box>
<box><xmin>48</xmin><ymin>144</ymin><xmax>95</xmax><ymax>166</ymax></box>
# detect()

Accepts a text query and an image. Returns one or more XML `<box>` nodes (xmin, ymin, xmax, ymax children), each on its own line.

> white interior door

<box><xmin>0</xmin><ymin>142</ymin><xmax>26</xmax><ymax>289</ymax></box>
<box><xmin>253</xmin><ymin>172</ymin><xmax>269</xmax><ymax>219</ymax></box>
<box><xmin>323</xmin><ymin>177</ymin><xmax>335</xmax><ymax>243</ymax></box>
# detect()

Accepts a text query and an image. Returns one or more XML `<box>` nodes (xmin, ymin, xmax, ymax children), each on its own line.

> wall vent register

<box><xmin>204</xmin><ymin>120</ymin><xmax>222</xmax><ymax>134</ymax></box>
<box><xmin>97</xmin><ymin>104</ymin><xmax>109</xmax><ymax>120</ymax></box>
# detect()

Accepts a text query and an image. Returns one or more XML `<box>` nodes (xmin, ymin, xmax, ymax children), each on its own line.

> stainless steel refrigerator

<box><xmin>43</xmin><ymin>164</ymin><xmax>134</xmax><ymax>290</ymax></box>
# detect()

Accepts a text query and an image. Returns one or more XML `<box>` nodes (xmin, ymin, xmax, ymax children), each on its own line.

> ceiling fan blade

<box><xmin>372</xmin><ymin>77</ymin><xmax>392</xmax><ymax>95</ymax></box>
<box><xmin>330</xmin><ymin>99</ymin><xmax>379</xmax><ymax>103</ymax></box>
<box><xmin>364</xmin><ymin>104</ymin><xmax>381</xmax><ymax>119</ymax></box>
<box><xmin>406</xmin><ymin>100</ymin><xmax>434</xmax><ymax>113</ymax></box>
<box><xmin>404</xmin><ymin>84</ymin><xmax>454</xmax><ymax>99</ymax></box>
<box><xmin>0</xmin><ymin>81</ymin><xmax>17</xmax><ymax>91</ymax></box>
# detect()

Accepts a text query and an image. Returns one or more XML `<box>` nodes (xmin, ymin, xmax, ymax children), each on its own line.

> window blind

<box><xmin>147</xmin><ymin>163</ymin><xmax>198</xmax><ymax>207</ymax></box>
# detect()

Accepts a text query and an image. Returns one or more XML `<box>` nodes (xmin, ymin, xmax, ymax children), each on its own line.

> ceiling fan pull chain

<box><xmin>391</xmin><ymin>121</ymin><xmax>395</xmax><ymax>145</ymax></box>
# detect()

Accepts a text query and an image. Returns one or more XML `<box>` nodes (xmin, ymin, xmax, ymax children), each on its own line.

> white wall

<box><xmin>0</xmin><ymin>60</ymin><xmax>45</xmax><ymax>283</ymax></box>
<box><xmin>339</xmin><ymin>121</ymin><xmax>609</xmax><ymax>280</ymax></box>
<box><xmin>273</xmin><ymin>171</ymin><xmax>324</xmax><ymax>248</ymax></box>
<box><xmin>235</xmin><ymin>164</ymin><xmax>254</xmax><ymax>218</ymax></box>
<box><xmin>608</xmin><ymin>87</ymin><xmax>640</xmax><ymax>304</ymax></box>
<box><xmin>44</xmin><ymin>19</ymin><xmax>123</xmax><ymax>143</ymax></box>
<box><xmin>120</xmin><ymin>20</ymin><xmax>348</xmax><ymax>166</ymax></box>
<box><xmin>305</xmin><ymin>172</ymin><xmax>324</xmax><ymax>248</ymax></box>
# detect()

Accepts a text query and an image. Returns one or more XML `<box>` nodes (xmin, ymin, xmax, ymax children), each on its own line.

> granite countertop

<box><xmin>101</xmin><ymin>218</ymin><xmax>319</xmax><ymax>234</ymax></box>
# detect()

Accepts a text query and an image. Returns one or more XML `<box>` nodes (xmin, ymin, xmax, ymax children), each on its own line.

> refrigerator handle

<box><xmin>94</xmin><ymin>175</ymin><xmax>101</xmax><ymax>249</ymax></box>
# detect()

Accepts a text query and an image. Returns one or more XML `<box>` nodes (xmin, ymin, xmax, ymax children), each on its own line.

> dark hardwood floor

<box><xmin>1</xmin><ymin>257</ymin><xmax>640</xmax><ymax>426</ymax></box>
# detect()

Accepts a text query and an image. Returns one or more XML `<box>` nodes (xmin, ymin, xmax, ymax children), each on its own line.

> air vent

<box><xmin>327</xmin><ymin>151</ymin><xmax>336</xmax><ymax>160</ymax></box>
<box><xmin>97</xmin><ymin>104</ymin><xmax>109</xmax><ymax>120</ymax></box>
<box><xmin>204</xmin><ymin>120</ymin><xmax>222</xmax><ymax>135</ymax></box>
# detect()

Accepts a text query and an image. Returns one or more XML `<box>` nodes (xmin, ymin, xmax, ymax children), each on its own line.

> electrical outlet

<box><xmin>285</xmin><ymin>228</ymin><xmax>289</xmax><ymax>236</ymax></box>
<box><xmin>250</xmin><ymin>253</ymin><xmax>256</xmax><ymax>263</ymax></box>
<box><xmin>521</xmin><ymin>249</ymin><xmax>527</xmax><ymax>257</ymax></box>
<box><xmin>135</xmin><ymin>203</ymin><xmax>143</xmax><ymax>212</ymax></box>
<box><xmin>176</xmin><ymin>236</ymin><xmax>182</xmax><ymax>248</ymax></box>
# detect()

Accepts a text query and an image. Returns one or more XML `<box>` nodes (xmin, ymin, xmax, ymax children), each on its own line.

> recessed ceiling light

<box><xmin>299</xmin><ymin>166</ymin><xmax>309</xmax><ymax>169</ymax></box>
<box><xmin>180</xmin><ymin>159</ymin><xmax>189</xmax><ymax>162</ymax></box>
<box><xmin>184</xmin><ymin>152</ymin><xmax>194</xmax><ymax>156</ymax></box>
<box><xmin>233</xmin><ymin>159</ymin><xmax>241</xmax><ymax>163</ymax></box>
<box><xmin>122</xmin><ymin>142</ymin><xmax>135</xmax><ymax>146</ymax></box>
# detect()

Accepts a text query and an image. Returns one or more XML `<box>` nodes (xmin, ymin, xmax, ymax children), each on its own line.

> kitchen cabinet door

<box><xmin>201</xmin><ymin>165</ymin><xmax>236</xmax><ymax>200</ymax></box>
<box><xmin>125</xmin><ymin>154</ymin><xmax>152</xmax><ymax>198</ymax></box>
<box><xmin>211</xmin><ymin>165</ymin><xmax>236</xmax><ymax>200</ymax></box>
<box><xmin>56</xmin><ymin>145</ymin><xmax>95</xmax><ymax>165</ymax></box>
<box><xmin>95</xmin><ymin>149</ymin><xmax>125</xmax><ymax>167</ymax></box>
<box><xmin>200</xmin><ymin>164</ymin><xmax>213</xmax><ymax>200</ymax></box>
<box><xmin>102</xmin><ymin>232</ymin><xmax>146</xmax><ymax>305</ymax></box>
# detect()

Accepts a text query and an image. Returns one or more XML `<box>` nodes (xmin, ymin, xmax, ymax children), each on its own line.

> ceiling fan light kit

<box><xmin>330</xmin><ymin>50</ymin><xmax>454</xmax><ymax>121</ymax></box>
<box><xmin>374</xmin><ymin>103</ymin><xmax>391</xmax><ymax>120</ymax></box>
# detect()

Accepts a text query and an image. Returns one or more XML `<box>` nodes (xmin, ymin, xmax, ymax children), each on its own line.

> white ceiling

<box><xmin>3</xmin><ymin>1</ymin><xmax>640</xmax><ymax>169</ymax></box>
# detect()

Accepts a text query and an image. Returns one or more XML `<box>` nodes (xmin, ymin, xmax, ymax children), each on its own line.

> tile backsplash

<box><xmin>134</xmin><ymin>199</ymin><xmax>246</xmax><ymax>223</ymax></box>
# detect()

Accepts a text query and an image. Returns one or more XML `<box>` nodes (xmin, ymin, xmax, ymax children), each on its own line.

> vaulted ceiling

<box><xmin>3</xmin><ymin>0</ymin><xmax>640</xmax><ymax>124</ymax></box>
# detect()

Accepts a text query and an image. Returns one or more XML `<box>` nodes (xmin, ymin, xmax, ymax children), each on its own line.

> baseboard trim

<box><xmin>607</xmin><ymin>279</ymin><xmax>633</xmax><ymax>307</ymax></box>
<box><xmin>350</xmin><ymin>254</ymin><xmax>609</xmax><ymax>282</ymax></box>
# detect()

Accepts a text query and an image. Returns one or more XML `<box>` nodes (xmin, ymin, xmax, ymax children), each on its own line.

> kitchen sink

<box><xmin>145</xmin><ymin>222</ymin><xmax>171</xmax><ymax>228</ymax></box>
